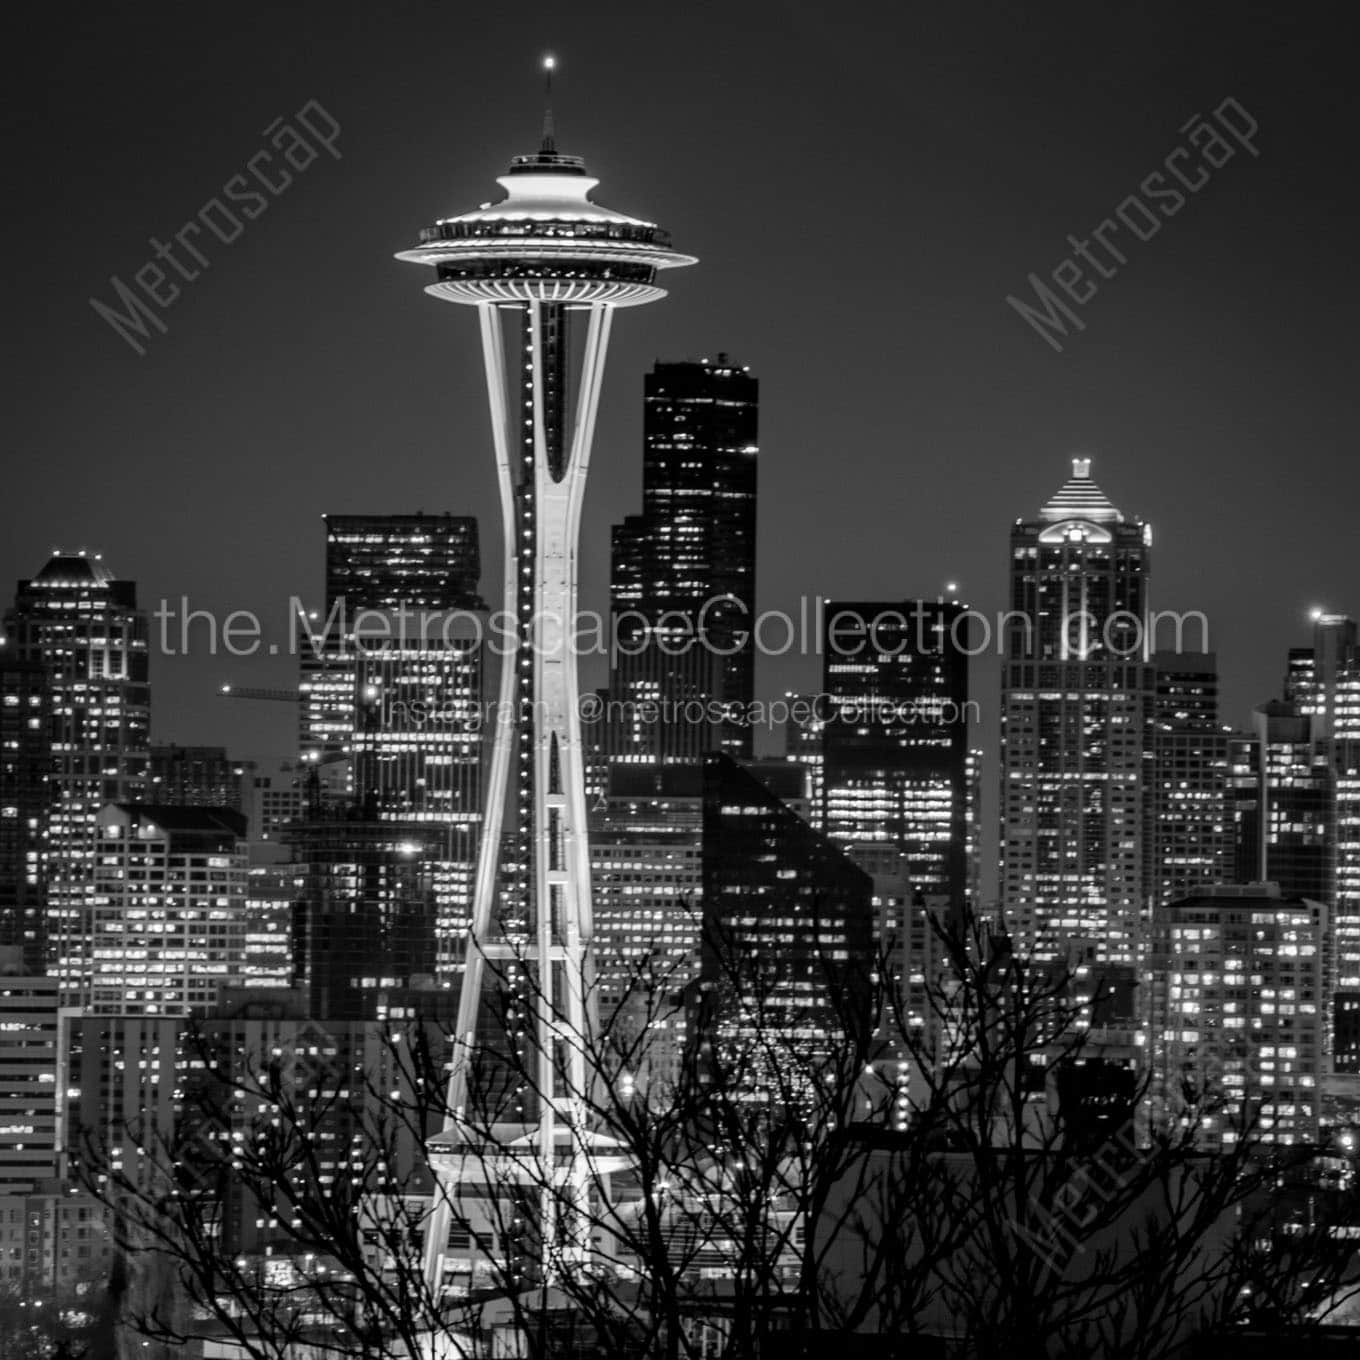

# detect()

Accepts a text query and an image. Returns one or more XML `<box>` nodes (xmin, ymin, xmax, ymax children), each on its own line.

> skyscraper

<box><xmin>698</xmin><ymin>754</ymin><xmax>874</xmax><ymax>1088</ymax></box>
<box><xmin>1149</xmin><ymin>651</ymin><xmax>1230</xmax><ymax>908</ymax></box>
<box><xmin>352</xmin><ymin>608</ymin><xmax>484</xmax><ymax>977</ymax></box>
<box><xmin>999</xmin><ymin>459</ymin><xmax>1153</xmax><ymax>966</ymax></box>
<box><xmin>1228</xmin><ymin>701</ymin><xmax>1335</xmax><ymax>906</ymax></box>
<box><xmin>299</xmin><ymin>513</ymin><xmax>484</xmax><ymax>777</ymax></box>
<box><xmin>588</xmin><ymin>764</ymin><xmax>704</xmax><ymax>1085</ymax></box>
<box><xmin>1282</xmin><ymin>612</ymin><xmax>1360</xmax><ymax>1071</ymax></box>
<box><xmin>287</xmin><ymin>818</ymin><xmax>442</xmax><ymax>1019</ymax></box>
<box><xmin>4</xmin><ymin>553</ymin><xmax>150</xmax><ymax>990</ymax></box>
<box><xmin>607</xmin><ymin>357</ymin><xmax>759</xmax><ymax>766</ymax></box>
<box><xmin>0</xmin><ymin>656</ymin><xmax>48</xmax><ymax>971</ymax></box>
<box><xmin>293</xmin><ymin>519</ymin><xmax>488</xmax><ymax>1005</ymax></box>
<box><xmin>395</xmin><ymin>85</ymin><xmax>694</xmax><ymax>1286</ymax></box>
<box><xmin>821</xmin><ymin>601</ymin><xmax>970</xmax><ymax>917</ymax></box>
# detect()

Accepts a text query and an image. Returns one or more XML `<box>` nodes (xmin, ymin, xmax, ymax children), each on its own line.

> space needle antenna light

<box><xmin>396</xmin><ymin>57</ymin><xmax>696</xmax><ymax>1296</ymax></box>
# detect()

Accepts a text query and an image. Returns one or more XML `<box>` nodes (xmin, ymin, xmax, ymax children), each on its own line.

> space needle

<box><xmin>396</xmin><ymin>59</ymin><xmax>695</xmax><ymax>1291</ymax></box>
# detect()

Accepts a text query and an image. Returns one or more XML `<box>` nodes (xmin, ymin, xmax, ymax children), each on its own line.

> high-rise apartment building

<box><xmin>84</xmin><ymin>804</ymin><xmax>249</xmax><ymax>1014</ymax></box>
<box><xmin>1149</xmin><ymin>884</ymin><xmax>1328</xmax><ymax>1148</ymax></box>
<box><xmin>1149</xmin><ymin>652</ymin><xmax>1230</xmax><ymax>908</ymax></box>
<box><xmin>608</xmin><ymin>358</ymin><xmax>758</xmax><ymax>766</ymax></box>
<box><xmin>0</xmin><ymin>656</ymin><xmax>48</xmax><ymax>970</ymax></box>
<box><xmin>999</xmin><ymin>459</ymin><xmax>1153</xmax><ymax>966</ymax></box>
<box><xmin>4</xmin><ymin>552</ymin><xmax>150</xmax><ymax>985</ymax></box>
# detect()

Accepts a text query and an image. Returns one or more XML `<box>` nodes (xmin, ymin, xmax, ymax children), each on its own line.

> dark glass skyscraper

<box><xmin>148</xmin><ymin>744</ymin><xmax>251</xmax><ymax>811</ymax></box>
<box><xmin>293</xmin><ymin>515</ymin><xmax>488</xmax><ymax>1008</ymax></box>
<box><xmin>0</xmin><ymin>657</ymin><xmax>48</xmax><ymax>970</ymax></box>
<box><xmin>999</xmin><ymin>460</ymin><xmax>1153</xmax><ymax>966</ymax></box>
<box><xmin>608</xmin><ymin>357</ymin><xmax>758</xmax><ymax>765</ymax></box>
<box><xmin>821</xmin><ymin>601</ymin><xmax>970</xmax><ymax>917</ymax></box>
<box><xmin>698</xmin><ymin>754</ymin><xmax>873</xmax><ymax>1086</ymax></box>
<box><xmin>1228</xmin><ymin>700</ymin><xmax>1335</xmax><ymax>905</ymax></box>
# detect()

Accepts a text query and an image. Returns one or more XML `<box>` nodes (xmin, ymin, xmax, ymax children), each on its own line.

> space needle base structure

<box><xmin>396</xmin><ymin>65</ymin><xmax>694</xmax><ymax>1295</ymax></box>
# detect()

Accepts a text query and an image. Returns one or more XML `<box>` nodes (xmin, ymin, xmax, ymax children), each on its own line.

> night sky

<box><xmin>5</xmin><ymin>1</ymin><xmax>1357</xmax><ymax>873</ymax></box>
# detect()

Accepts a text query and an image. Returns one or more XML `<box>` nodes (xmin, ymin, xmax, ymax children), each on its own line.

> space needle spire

<box><xmin>397</xmin><ymin>59</ymin><xmax>695</xmax><ymax>1294</ymax></box>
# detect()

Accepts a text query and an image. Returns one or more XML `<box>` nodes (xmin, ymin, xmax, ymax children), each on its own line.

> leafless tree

<box><xmin>75</xmin><ymin>903</ymin><xmax>1360</xmax><ymax>1358</ymax></box>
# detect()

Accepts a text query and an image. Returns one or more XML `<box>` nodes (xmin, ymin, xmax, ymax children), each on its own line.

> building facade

<box><xmin>84</xmin><ymin>804</ymin><xmax>249</xmax><ymax>1014</ymax></box>
<box><xmin>1149</xmin><ymin>884</ymin><xmax>1328</xmax><ymax>1148</ymax></box>
<box><xmin>0</xmin><ymin>949</ymin><xmax>58</xmax><ymax>1193</ymax></box>
<box><xmin>1228</xmin><ymin>701</ymin><xmax>1336</xmax><ymax>906</ymax></box>
<box><xmin>699</xmin><ymin>754</ymin><xmax>874</xmax><ymax>1087</ymax></box>
<box><xmin>999</xmin><ymin>460</ymin><xmax>1153</xmax><ymax>966</ymax></box>
<box><xmin>589</xmin><ymin>764</ymin><xmax>704</xmax><ymax>1085</ymax></box>
<box><xmin>821</xmin><ymin>600</ymin><xmax>971</xmax><ymax>918</ymax></box>
<box><xmin>0</xmin><ymin>656</ymin><xmax>48</xmax><ymax>971</ymax></box>
<box><xmin>4</xmin><ymin>553</ymin><xmax>150</xmax><ymax>988</ymax></box>
<box><xmin>1149</xmin><ymin>651</ymin><xmax>1230</xmax><ymax>909</ymax></box>
<box><xmin>607</xmin><ymin>357</ymin><xmax>759</xmax><ymax>767</ymax></box>
<box><xmin>299</xmin><ymin>513</ymin><xmax>484</xmax><ymax>778</ymax></box>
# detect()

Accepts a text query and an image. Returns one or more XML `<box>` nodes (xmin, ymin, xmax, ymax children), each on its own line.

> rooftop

<box><xmin>30</xmin><ymin>551</ymin><xmax>115</xmax><ymax>586</ymax></box>
<box><xmin>1039</xmin><ymin>458</ymin><xmax>1124</xmax><ymax>524</ymax></box>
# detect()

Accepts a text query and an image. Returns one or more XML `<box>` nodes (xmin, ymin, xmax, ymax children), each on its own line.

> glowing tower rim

<box><xmin>396</xmin><ymin>78</ymin><xmax>694</xmax><ymax>1293</ymax></box>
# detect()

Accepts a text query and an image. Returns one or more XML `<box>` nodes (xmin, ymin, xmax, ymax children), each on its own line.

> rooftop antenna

<box><xmin>540</xmin><ymin>53</ymin><xmax>557</xmax><ymax>153</ymax></box>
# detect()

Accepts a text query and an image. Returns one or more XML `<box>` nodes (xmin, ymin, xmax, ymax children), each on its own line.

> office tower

<box><xmin>1228</xmin><ymin>701</ymin><xmax>1335</xmax><ymax>905</ymax></box>
<box><xmin>698</xmin><ymin>754</ymin><xmax>874</xmax><ymax>1086</ymax></box>
<box><xmin>1272</xmin><ymin>611</ymin><xmax>1360</xmax><ymax>1069</ymax></box>
<box><xmin>589</xmin><ymin>765</ymin><xmax>704</xmax><ymax>1084</ymax></box>
<box><xmin>783</xmin><ymin>692</ymin><xmax>826</xmax><ymax>830</ymax></box>
<box><xmin>287</xmin><ymin>820</ymin><xmax>442</xmax><ymax>1019</ymax></box>
<box><xmin>82</xmin><ymin>804</ymin><xmax>248</xmax><ymax>1014</ymax></box>
<box><xmin>396</xmin><ymin>88</ymin><xmax>695</xmax><ymax>1286</ymax></box>
<box><xmin>352</xmin><ymin>608</ymin><xmax>484</xmax><ymax>973</ymax></box>
<box><xmin>607</xmin><ymin>357</ymin><xmax>759</xmax><ymax>766</ymax></box>
<box><xmin>299</xmin><ymin>513</ymin><xmax>484</xmax><ymax>775</ymax></box>
<box><xmin>821</xmin><ymin>601</ymin><xmax>971</xmax><ymax>918</ymax></box>
<box><xmin>148</xmin><ymin>743</ymin><xmax>252</xmax><ymax>810</ymax></box>
<box><xmin>241</xmin><ymin>856</ymin><xmax>297</xmax><ymax>989</ymax></box>
<box><xmin>0</xmin><ymin>656</ymin><xmax>48</xmax><ymax>970</ymax></box>
<box><xmin>999</xmin><ymin>459</ymin><xmax>1154</xmax><ymax>966</ymax></box>
<box><xmin>1149</xmin><ymin>651</ymin><xmax>1230</xmax><ymax>908</ymax></box>
<box><xmin>965</xmin><ymin>747</ymin><xmax>983</xmax><ymax>911</ymax></box>
<box><xmin>179</xmin><ymin>991</ymin><xmax>429</xmax><ymax>1258</ymax></box>
<box><xmin>4</xmin><ymin>552</ymin><xmax>150</xmax><ymax>986</ymax></box>
<box><xmin>293</xmin><ymin>523</ymin><xmax>488</xmax><ymax>1004</ymax></box>
<box><xmin>251</xmin><ymin>763</ymin><xmax>305</xmax><ymax>843</ymax></box>
<box><xmin>0</xmin><ymin>948</ymin><xmax>58</xmax><ymax>1192</ymax></box>
<box><xmin>1149</xmin><ymin>884</ymin><xmax>1328</xmax><ymax>1148</ymax></box>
